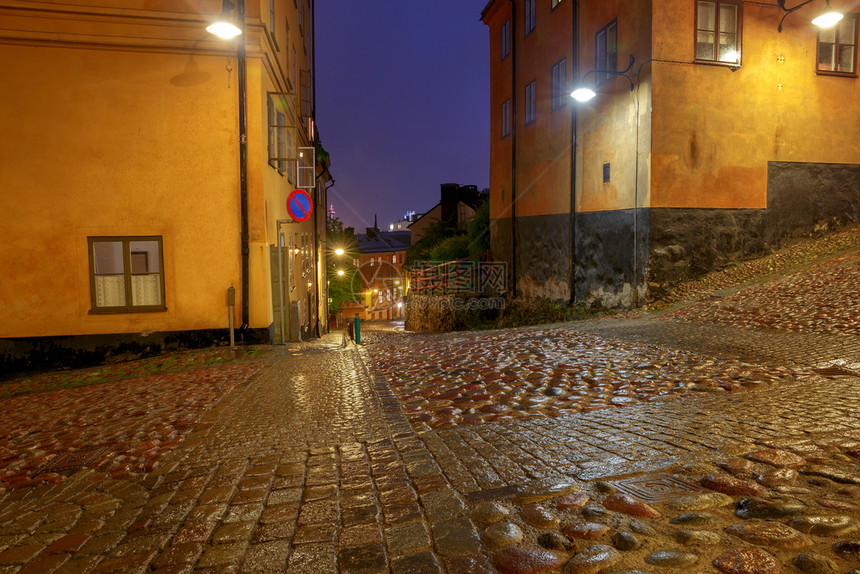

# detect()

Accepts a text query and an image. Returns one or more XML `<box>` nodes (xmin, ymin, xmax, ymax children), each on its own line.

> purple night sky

<box><xmin>315</xmin><ymin>1</ymin><xmax>490</xmax><ymax>230</ymax></box>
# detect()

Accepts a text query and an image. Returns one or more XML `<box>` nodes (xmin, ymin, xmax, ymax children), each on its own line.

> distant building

<box><xmin>482</xmin><ymin>0</ymin><xmax>860</xmax><ymax>306</ymax></box>
<box><xmin>389</xmin><ymin>211</ymin><xmax>421</xmax><ymax>232</ymax></box>
<box><xmin>347</xmin><ymin>227</ymin><xmax>410</xmax><ymax>320</ymax></box>
<box><xmin>409</xmin><ymin>184</ymin><xmax>489</xmax><ymax>245</ymax></box>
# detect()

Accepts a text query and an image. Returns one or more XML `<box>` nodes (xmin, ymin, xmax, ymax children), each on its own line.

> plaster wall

<box><xmin>650</xmin><ymin>0</ymin><xmax>860</xmax><ymax>210</ymax></box>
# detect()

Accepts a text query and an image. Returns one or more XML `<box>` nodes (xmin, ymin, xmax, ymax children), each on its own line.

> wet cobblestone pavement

<box><xmin>0</xmin><ymin>239</ymin><xmax>859</xmax><ymax>572</ymax></box>
<box><xmin>662</xmin><ymin>249</ymin><xmax>860</xmax><ymax>337</ymax></box>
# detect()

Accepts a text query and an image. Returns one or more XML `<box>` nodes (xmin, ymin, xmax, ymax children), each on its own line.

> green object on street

<box><xmin>354</xmin><ymin>315</ymin><xmax>361</xmax><ymax>344</ymax></box>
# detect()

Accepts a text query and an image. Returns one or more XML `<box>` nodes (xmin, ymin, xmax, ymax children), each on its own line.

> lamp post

<box><xmin>207</xmin><ymin>0</ymin><xmax>249</xmax><ymax>336</ymax></box>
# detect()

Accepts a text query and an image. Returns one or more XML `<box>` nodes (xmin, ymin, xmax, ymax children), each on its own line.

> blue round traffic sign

<box><xmin>287</xmin><ymin>189</ymin><xmax>313</xmax><ymax>222</ymax></box>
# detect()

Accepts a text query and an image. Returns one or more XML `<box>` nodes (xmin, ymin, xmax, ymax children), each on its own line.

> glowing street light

<box><xmin>206</xmin><ymin>1</ymin><xmax>242</xmax><ymax>39</ymax></box>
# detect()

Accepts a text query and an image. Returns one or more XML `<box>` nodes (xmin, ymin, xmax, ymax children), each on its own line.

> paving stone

<box><xmin>520</xmin><ymin>503</ymin><xmax>558</xmax><ymax>529</ymax></box>
<box><xmin>602</xmin><ymin>493</ymin><xmax>660</xmax><ymax>518</ymax></box>
<box><xmin>611</xmin><ymin>531</ymin><xmax>641</xmax><ymax>550</ymax></box>
<box><xmin>676</xmin><ymin>529</ymin><xmax>723</xmax><ymax>546</ymax></box>
<box><xmin>757</xmin><ymin>468</ymin><xmax>799</xmax><ymax>487</ymax></box>
<box><xmin>726</xmin><ymin>521</ymin><xmax>811</xmax><ymax>548</ymax></box>
<box><xmin>669</xmin><ymin>511</ymin><xmax>724</xmax><ymax>527</ymax></box>
<box><xmin>393</xmin><ymin>551</ymin><xmax>444</xmax><ymax>574</ymax></box>
<box><xmin>341</xmin><ymin>524</ymin><xmax>383</xmax><ymax>548</ymax></box>
<box><xmin>788</xmin><ymin>515</ymin><xmax>860</xmax><ymax>536</ymax></box>
<box><xmin>667</xmin><ymin>492</ymin><xmax>734</xmax><ymax>512</ymax></box>
<box><xmin>735</xmin><ymin>496</ymin><xmax>806</xmax><ymax>519</ymax></box>
<box><xmin>286</xmin><ymin>543</ymin><xmax>337</xmax><ymax>574</ymax></box>
<box><xmin>564</xmin><ymin>544</ymin><xmax>620</xmax><ymax>574</ymax></box>
<box><xmin>384</xmin><ymin>521</ymin><xmax>430</xmax><ymax>556</ymax></box>
<box><xmin>471</xmin><ymin>501</ymin><xmax>509</xmax><ymax>526</ymax></box>
<box><xmin>701</xmin><ymin>474</ymin><xmax>767</xmax><ymax>496</ymax></box>
<box><xmin>337</xmin><ymin>544</ymin><xmax>387</xmax><ymax>573</ymax></box>
<box><xmin>563</xmin><ymin>521</ymin><xmax>609</xmax><ymax>540</ymax></box>
<box><xmin>747</xmin><ymin>449</ymin><xmax>806</xmax><ymax>468</ymax></box>
<box><xmin>482</xmin><ymin>521</ymin><xmax>523</xmax><ymax>550</ymax></box>
<box><xmin>792</xmin><ymin>552</ymin><xmax>838</xmax><ymax>574</ymax></box>
<box><xmin>431</xmin><ymin>518</ymin><xmax>481</xmax><ymax>556</ymax></box>
<box><xmin>713</xmin><ymin>548</ymin><xmax>781</xmax><ymax>574</ymax></box>
<box><xmin>644</xmin><ymin>549</ymin><xmax>699</xmax><ymax>568</ymax></box>
<box><xmin>536</xmin><ymin>531</ymin><xmax>575</xmax><ymax>552</ymax></box>
<box><xmin>492</xmin><ymin>547</ymin><xmax>564</xmax><ymax>574</ymax></box>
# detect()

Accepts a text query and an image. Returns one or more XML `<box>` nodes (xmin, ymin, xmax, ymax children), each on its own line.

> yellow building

<box><xmin>0</xmin><ymin>0</ymin><xmax>331</xmax><ymax>370</ymax></box>
<box><xmin>482</xmin><ymin>0</ymin><xmax>859</xmax><ymax>306</ymax></box>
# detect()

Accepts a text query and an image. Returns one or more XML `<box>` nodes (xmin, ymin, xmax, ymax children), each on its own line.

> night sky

<box><xmin>315</xmin><ymin>1</ymin><xmax>490</xmax><ymax>230</ymax></box>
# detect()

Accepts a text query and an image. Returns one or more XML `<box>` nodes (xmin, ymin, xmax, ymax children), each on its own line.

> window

<box><xmin>269</xmin><ymin>0</ymin><xmax>278</xmax><ymax>50</ymax></box>
<box><xmin>501</xmin><ymin>98</ymin><xmax>511</xmax><ymax>138</ymax></box>
<box><xmin>89</xmin><ymin>237</ymin><xmax>165</xmax><ymax>313</ymax></box>
<box><xmin>551</xmin><ymin>58</ymin><xmax>567</xmax><ymax>110</ymax></box>
<box><xmin>525</xmin><ymin>80</ymin><xmax>537</xmax><ymax>124</ymax></box>
<box><xmin>292</xmin><ymin>46</ymin><xmax>297</xmax><ymax>89</ymax></box>
<box><xmin>552</xmin><ymin>0</ymin><xmax>563</xmax><ymax>9</ymax></box>
<box><xmin>596</xmin><ymin>20</ymin><xmax>618</xmax><ymax>83</ymax></box>
<box><xmin>696</xmin><ymin>1</ymin><xmax>741</xmax><ymax>65</ymax></box>
<box><xmin>501</xmin><ymin>19</ymin><xmax>511</xmax><ymax>59</ymax></box>
<box><xmin>525</xmin><ymin>0</ymin><xmax>536</xmax><ymax>35</ymax></box>
<box><xmin>818</xmin><ymin>14</ymin><xmax>858</xmax><ymax>75</ymax></box>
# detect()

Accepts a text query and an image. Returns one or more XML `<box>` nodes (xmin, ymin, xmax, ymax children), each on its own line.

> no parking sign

<box><xmin>287</xmin><ymin>189</ymin><xmax>313</xmax><ymax>222</ymax></box>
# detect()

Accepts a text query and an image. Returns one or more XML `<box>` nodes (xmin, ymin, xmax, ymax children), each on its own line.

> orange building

<box><xmin>482</xmin><ymin>0</ymin><xmax>859</xmax><ymax>306</ymax></box>
<box><xmin>0</xmin><ymin>0</ymin><xmax>331</xmax><ymax>371</ymax></box>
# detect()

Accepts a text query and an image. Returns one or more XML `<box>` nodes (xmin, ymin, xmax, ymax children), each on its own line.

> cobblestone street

<box><xmin>0</xmin><ymin>243</ymin><xmax>859</xmax><ymax>572</ymax></box>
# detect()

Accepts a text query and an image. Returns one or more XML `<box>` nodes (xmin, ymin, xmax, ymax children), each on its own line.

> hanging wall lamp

<box><xmin>571</xmin><ymin>54</ymin><xmax>635</xmax><ymax>103</ymax></box>
<box><xmin>777</xmin><ymin>0</ymin><xmax>843</xmax><ymax>32</ymax></box>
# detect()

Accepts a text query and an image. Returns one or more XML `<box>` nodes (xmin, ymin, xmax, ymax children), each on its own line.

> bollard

<box><xmin>227</xmin><ymin>285</ymin><xmax>236</xmax><ymax>349</ymax></box>
<box><xmin>354</xmin><ymin>315</ymin><xmax>361</xmax><ymax>345</ymax></box>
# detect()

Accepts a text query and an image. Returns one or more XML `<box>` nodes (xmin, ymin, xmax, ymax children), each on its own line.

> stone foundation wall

<box><xmin>0</xmin><ymin>328</ymin><xmax>269</xmax><ymax>379</ymax></box>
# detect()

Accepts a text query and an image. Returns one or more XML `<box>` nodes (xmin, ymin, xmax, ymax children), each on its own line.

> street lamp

<box><xmin>207</xmin><ymin>0</ymin><xmax>249</xmax><ymax>333</ymax></box>
<box><xmin>206</xmin><ymin>1</ymin><xmax>242</xmax><ymax>39</ymax></box>
<box><xmin>334</xmin><ymin>248</ymin><xmax>345</xmax><ymax>256</ymax></box>
<box><xmin>570</xmin><ymin>55</ymin><xmax>636</xmax><ymax>103</ymax></box>
<box><xmin>777</xmin><ymin>0</ymin><xmax>843</xmax><ymax>32</ymax></box>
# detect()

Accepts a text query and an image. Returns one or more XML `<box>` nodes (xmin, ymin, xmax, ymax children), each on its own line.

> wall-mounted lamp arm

<box><xmin>777</xmin><ymin>0</ymin><xmax>815</xmax><ymax>31</ymax></box>
<box><xmin>578</xmin><ymin>54</ymin><xmax>636</xmax><ymax>94</ymax></box>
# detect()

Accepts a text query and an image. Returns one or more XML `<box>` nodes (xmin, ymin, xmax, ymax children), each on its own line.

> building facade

<box><xmin>350</xmin><ymin>228</ymin><xmax>409</xmax><ymax>320</ymax></box>
<box><xmin>0</xmin><ymin>0</ymin><xmax>331</xmax><ymax>371</ymax></box>
<box><xmin>482</xmin><ymin>0</ymin><xmax>859</xmax><ymax>306</ymax></box>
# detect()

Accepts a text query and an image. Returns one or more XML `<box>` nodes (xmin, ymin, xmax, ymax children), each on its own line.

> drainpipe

<box><xmin>569</xmin><ymin>0</ymin><xmax>578</xmax><ymax>305</ymax></box>
<box><xmin>237</xmin><ymin>0</ymin><xmax>250</xmax><ymax>336</ymax></box>
<box><xmin>509</xmin><ymin>0</ymin><xmax>518</xmax><ymax>298</ymax></box>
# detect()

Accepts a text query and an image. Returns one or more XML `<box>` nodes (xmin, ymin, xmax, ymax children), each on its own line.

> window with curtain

<box><xmin>696</xmin><ymin>0</ymin><xmax>742</xmax><ymax>65</ymax></box>
<box><xmin>89</xmin><ymin>237</ymin><xmax>165</xmax><ymax>313</ymax></box>
<box><xmin>818</xmin><ymin>14</ymin><xmax>858</xmax><ymax>75</ymax></box>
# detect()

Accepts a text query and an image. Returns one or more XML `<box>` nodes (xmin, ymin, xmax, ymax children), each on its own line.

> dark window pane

<box><xmin>92</xmin><ymin>241</ymin><xmax>124</xmax><ymax>275</ymax></box>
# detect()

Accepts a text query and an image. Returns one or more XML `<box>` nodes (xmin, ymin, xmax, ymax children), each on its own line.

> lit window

<box><xmin>551</xmin><ymin>58</ymin><xmax>567</xmax><ymax>110</ymax></box>
<box><xmin>501</xmin><ymin>98</ymin><xmax>512</xmax><ymax>138</ymax></box>
<box><xmin>696</xmin><ymin>1</ymin><xmax>742</xmax><ymax>65</ymax></box>
<box><xmin>525</xmin><ymin>0</ymin><xmax>536</xmax><ymax>35</ymax></box>
<box><xmin>525</xmin><ymin>80</ymin><xmax>537</xmax><ymax>125</ymax></box>
<box><xmin>89</xmin><ymin>237</ymin><xmax>165</xmax><ymax>313</ymax></box>
<box><xmin>596</xmin><ymin>20</ymin><xmax>618</xmax><ymax>83</ymax></box>
<box><xmin>818</xmin><ymin>14</ymin><xmax>858</xmax><ymax>75</ymax></box>
<box><xmin>501</xmin><ymin>19</ymin><xmax>511</xmax><ymax>59</ymax></box>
